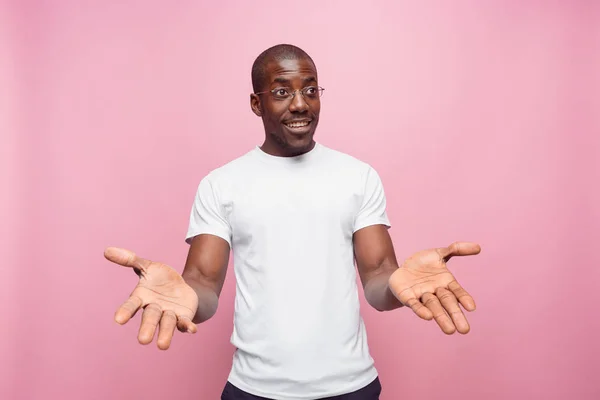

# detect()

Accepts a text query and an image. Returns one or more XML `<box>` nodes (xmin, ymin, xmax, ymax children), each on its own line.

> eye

<box><xmin>304</xmin><ymin>86</ymin><xmax>319</xmax><ymax>98</ymax></box>
<box><xmin>273</xmin><ymin>88</ymin><xmax>289</xmax><ymax>98</ymax></box>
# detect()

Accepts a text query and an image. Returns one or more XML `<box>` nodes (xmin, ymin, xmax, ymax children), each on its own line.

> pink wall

<box><xmin>1</xmin><ymin>3</ymin><xmax>21</xmax><ymax>399</ymax></box>
<box><xmin>2</xmin><ymin>1</ymin><xmax>599</xmax><ymax>399</ymax></box>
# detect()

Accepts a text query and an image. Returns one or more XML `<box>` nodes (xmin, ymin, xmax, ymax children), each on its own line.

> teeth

<box><xmin>286</xmin><ymin>121</ymin><xmax>309</xmax><ymax>128</ymax></box>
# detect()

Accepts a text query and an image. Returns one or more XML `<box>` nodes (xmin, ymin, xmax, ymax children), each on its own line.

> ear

<box><xmin>250</xmin><ymin>94</ymin><xmax>262</xmax><ymax>117</ymax></box>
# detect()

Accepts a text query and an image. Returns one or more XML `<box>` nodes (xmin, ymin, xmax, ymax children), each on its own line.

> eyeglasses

<box><xmin>255</xmin><ymin>86</ymin><xmax>325</xmax><ymax>101</ymax></box>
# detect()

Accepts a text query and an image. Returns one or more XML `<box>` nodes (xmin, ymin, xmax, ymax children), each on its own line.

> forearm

<box><xmin>184</xmin><ymin>278</ymin><xmax>220</xmax><ymax>324</ymax></box>
<box><xmin>363</xmin><ymin>266</ymin><xmax>404</xmax><ymax>312</ymax></box>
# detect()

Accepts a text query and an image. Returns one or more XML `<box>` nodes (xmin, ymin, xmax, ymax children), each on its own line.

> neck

<box><xmin>260</xmin><ymin>139</ymin><xmax>316</xmax><ymax>157</ymax></box>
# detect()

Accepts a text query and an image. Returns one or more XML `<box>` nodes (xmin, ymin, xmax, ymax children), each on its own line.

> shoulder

<box><xmin>317</xmin><ymin>145</ymin><xmax>388</xmax><ymax>198</ymax></box>
<box><xmin>318</xmin><ymin>144</ymin><xmax>378</xmax><ymax>177</ymax></box>
<box><xmin>190</xmin><ymin>149</ymin><xmax>259</xmax><ymax>203</ymax></box>
<box><xmin>200</xmin><ymin>149</ymin><xmax>258</xmax><ymax>184</ymax></box>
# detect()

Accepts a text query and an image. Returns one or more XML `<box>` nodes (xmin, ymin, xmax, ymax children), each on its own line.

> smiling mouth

<box><xmin>284</xmin><ymin>120</ymin><xmax>311</xmax><ymax>129</ymax></box>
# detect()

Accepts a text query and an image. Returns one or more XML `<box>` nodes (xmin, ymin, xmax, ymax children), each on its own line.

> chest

<box><xmin>225</xmin><ymin>172</ymin><xmax>362</xmax><ymax>243</ymax></box>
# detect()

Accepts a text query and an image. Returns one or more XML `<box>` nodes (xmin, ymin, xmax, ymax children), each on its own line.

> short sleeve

<box><xmin>185</xmin><ymin>175</ymin><xmax>232</xmax><ymax>246</ymax></box>
<box><xmin>353</xmin><ymin>166</ymin><xmax>391</xmax><ymax>233</ymax></box>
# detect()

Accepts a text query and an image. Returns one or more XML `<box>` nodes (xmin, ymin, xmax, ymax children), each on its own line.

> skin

<box><xmin>353</xmin><ymin>225</ymin><xmax>480</xmax><ymax>335</ymax></box>
<box><xmin>104</xmin><ymin>234</ymin><xmax>229</xmax><ymax>350</ymax></box>
<box><xmin>104</xmin><ymin>54</ymin><xmax>481</xmax><ymax>350</ymax></box>
<box><xmin>250</xmin><ymin>58</ymin><xmax>320</xmax><ymax>157</ymax></box>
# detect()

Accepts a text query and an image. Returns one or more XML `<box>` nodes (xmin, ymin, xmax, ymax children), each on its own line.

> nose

<box><xmin>288</xmin><ymin>90</ymin><xmax>309</xmax><ymax>113</ymax></box>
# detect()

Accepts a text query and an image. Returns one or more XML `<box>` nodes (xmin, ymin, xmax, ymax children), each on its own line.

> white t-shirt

<box><xmin>186</xmin><ymin>142</ymin><xmax>391</xmax><ymax>400</ymax></box>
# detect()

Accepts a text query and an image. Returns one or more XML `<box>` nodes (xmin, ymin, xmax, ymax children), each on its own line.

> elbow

<box><xmin>192</xmin><ymin>298</ymin><xmax>219</xmax><ymax>324</ymax></box>
<box><xmin>187</xmin><ymin>283</ymin><xmax>220</xmax><ymax>324</ymax></box>
<box><xmin>364</xmin><ymin>281</ymin><xmax>404</xmax><ymax>312</ymax></box>
<box><xmin>364</xmin><ymin>290</ymin><xmax>386</xmax><ymax>312</ymax></box>
<box><xmin>372</xmin><ymin>304</ymin><xmax>386</xmax><ymax>312</ymax></box>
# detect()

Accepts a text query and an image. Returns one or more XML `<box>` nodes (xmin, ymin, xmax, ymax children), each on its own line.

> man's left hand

<box><xmin>388</xmin><ymin>242</ymin><xmax>481</xmax><ymax>334</ymax></box>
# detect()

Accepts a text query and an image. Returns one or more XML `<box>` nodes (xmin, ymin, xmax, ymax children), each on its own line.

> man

<box><xmin>104</xmin><ymin>44</ymin><xmax>481</xmax><ymax>400</ymax></box>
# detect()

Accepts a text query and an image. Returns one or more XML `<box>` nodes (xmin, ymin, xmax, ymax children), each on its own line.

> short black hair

<box><xmin>251</xmin><ymin>44</ymin><xmax>316</xmax><ymax>93</ymax></box>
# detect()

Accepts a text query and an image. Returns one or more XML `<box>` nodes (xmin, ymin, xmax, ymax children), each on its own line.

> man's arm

<box><xmin>353</xmin><ymin>224</ymin><xmax>404</xmax><ymax>312</ymax></box>
<box><xmin>181</xmin><ymin>234</ymin><xmax>230</xmax><ymax>323</ymax></box>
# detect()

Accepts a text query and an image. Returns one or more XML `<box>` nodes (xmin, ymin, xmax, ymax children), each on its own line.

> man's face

<box><xmin>251</xmin><ymin>57</ymin><xmax>321</xmax><ymax>156</ymax></box>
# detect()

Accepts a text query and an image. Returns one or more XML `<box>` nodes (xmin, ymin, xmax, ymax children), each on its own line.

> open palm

<box><xmin>104</xmin><ymin>247</ymin><xmax>198</xmax><ymax>349</ymax></box>
<box><xmin>389</xmin><ymin>242</ymin><xmax>481</xmax><ymax>334</ymax></box>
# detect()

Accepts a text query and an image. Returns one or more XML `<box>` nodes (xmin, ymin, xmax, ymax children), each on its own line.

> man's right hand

<box><xmin>104</xmin><ymin>247</ymin><xmax>199</xmax><ymax>350</ymax></box>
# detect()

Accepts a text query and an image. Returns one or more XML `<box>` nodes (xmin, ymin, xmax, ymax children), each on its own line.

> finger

<box><xmin>177</xmin><ymin>316</ymin><xmax>198</xmax><ymax>334</ymax></box>
<box><xmin>437</xmin><ymin>242</ymin><xmax>481</xmax><ymax>262</ymax></box>
<box><xmin>157</xmin><ymin>311</ymin><xmax>178</xmax><ymax>350</ymax></box>
<box><xmin>435</xmin><ymin>287</ymin><xmax>470</xmax><ymax>334</ymax></box>
<box><xmin>104</xmin><ymin>247</ymin><xmax>152</xmax><ymax>273</ymax></box>
<box><xmin>399</xmin><ymin>290</ymin><xmax>433</xmax><ymax>320</ymax></box>
<box><xmin>115</xmin><ymin>295</ymin><xmax>143</xmax><ymax>325</ymax></box>
<box><xmin>138</xmin><ymin>304</ymin><xmax>162</xmax><ymax>345</ymax></box>
<box><xmin>421</xmin><ymin>292</ymin><xmax>456</xmax><ymax>335</ymax></box>
<box><xmin>448</xmin><ymin>280</ymin><xmax>476</xmax><ymax>311</ymax></box>
<box><xmin>393</xmin><ymin>286</ymin><xmax>433</xmax><ymax>319</ymax></box>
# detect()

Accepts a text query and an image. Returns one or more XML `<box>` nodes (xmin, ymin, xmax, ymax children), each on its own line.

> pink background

<box><xmin>2</xmin><ymin>1</ymin><xmax>599</xmax><ymax>399</ymax></box>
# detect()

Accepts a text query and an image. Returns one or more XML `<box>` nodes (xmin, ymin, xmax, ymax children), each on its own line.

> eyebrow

<box><xmin>272</xmin><ymin>76</ymin><xmax>317</xmax><ymax>85</ymax></box>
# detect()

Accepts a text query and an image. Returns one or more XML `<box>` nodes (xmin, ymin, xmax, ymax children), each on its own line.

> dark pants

<box><xmin>221</xmin><ymin>377</ymin><xmax>382</xmax><ymax>400</ymax></box>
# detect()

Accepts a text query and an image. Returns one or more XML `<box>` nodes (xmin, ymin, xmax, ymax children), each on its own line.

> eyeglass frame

<box><xmin>254</xmin><ymin>86</ymin><xmax>325</xmax><ymax>101</ymax></box>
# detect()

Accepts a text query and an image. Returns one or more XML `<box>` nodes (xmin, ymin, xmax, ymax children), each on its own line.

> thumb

<box><xmin>438</xmin><ymin>242</ymin><xmax>481</xmax><ymax>262</ymax></box>
<box><xmin>104</xmin><ymin>247</ymin><xmax>151</xmax><ymax>272</ymax></box>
